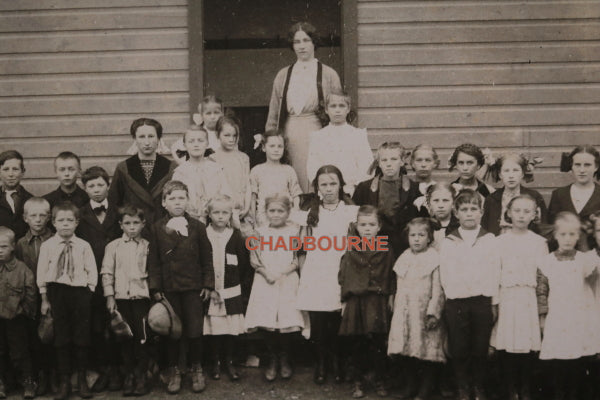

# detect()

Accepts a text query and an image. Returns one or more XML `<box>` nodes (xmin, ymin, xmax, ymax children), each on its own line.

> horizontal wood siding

<box><xmin>0</xmin><ymin>1</ymin><xmax>189</xmax><ymax>195</ymax></box>
<box><xmin>357</xmin><ymin>0</ymin><xmax>600</xmax><ymax>201</ymax></box>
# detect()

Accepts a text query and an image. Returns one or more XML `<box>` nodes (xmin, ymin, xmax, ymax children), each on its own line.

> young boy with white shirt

<box><xmin>439</xmin><ymin>189</ymin><xmax>501</xmax><ymax>400</ymax></box>
<box><xmin>37</xmin><ymin>202</ymin><xmax>97</xmax><ymax>400</ymax></box>
<box><xmin>101</xmin><ymin>205</ymin><xmax>150</xmax><ymax>396</ymax></box>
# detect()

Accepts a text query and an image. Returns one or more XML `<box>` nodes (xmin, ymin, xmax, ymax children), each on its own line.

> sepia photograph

<box><xmin>1</xmin><ymin>0</ymin><xmax>600</xmax><ymax>399</ymax></box>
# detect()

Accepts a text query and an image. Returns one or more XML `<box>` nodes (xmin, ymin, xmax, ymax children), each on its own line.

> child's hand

<box><xmin>539</xmin><ymin>314</ymin><xmax>546</xmax><ymax>336</ymax></box>
<box><xmin>264</xmin><ymin>270</ymin><xmax>280</xmax><ymax>285</ymax></box>
<box><xmin>41</xmin><ymin>300</ymin><xmax>51</xmax><ymax>316</ymax></box>
<box><xmin>388</xmin><ymin>295</ymin><xmax>395</xmax><ymax>312</ymax></box>
<box><xmin>492</xmin><ymin>304</ymin><xmax>499</xmax><ymax>323</ymax></box>
<box><xmin>488</xmin><ymin>346</ymin><xmax>496</xmax><ymax>357</ymax></box>
<box><xmin>199</xmin><ymin>289</ymin><xmax>211</xmax><ymax>301</ymax></box>
<box><xmin>152</xmin><ymin>292</ymin><xmax>165</xmax><ymax>302</ymax></box>
<box><xmin>106</xmin><ymin>296</ymin><xmax>116</xmax><ymax>313</ymax></box>
<box><xmin>210</xmin><ymin>291</ymin><xmax>222</xmax><ymax>303</ymax></box>
<box><xmin>425</xmin><ymin>315</ymin><xmax>438</xmax><ymax>330</ymax></box>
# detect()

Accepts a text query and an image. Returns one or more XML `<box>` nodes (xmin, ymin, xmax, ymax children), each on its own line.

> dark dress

<box><xmin>352</xmin><ymin>175</ymin><xmax>419</xmax><ymax>257</ymax></box>
<box><xmin>107</xmin><ymin>154</ymin><xmax>175</xmax><ymax>228</ymax></box>
<box><xmin>481</xmin><ymin>186</ymin><xmax>548</xmax><ymax>236</ymax></box>
<box><xmin>338</xmin><ymin>244</ymin><xmax>396</xmax><ymax>336</ymax></box>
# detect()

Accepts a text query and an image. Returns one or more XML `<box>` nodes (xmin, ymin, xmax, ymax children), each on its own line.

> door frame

<box><xmin>187</xmin><ymin>0</ymin><xmax>359</xmax><ymax>117</ymax></box>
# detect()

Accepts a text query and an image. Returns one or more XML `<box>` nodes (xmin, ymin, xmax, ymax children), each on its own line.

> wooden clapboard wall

<box><xmin>357</xmin><ymin>0</ymin><xmax>600</xmax><ymax>200</ymax></box>
<box><xmin>0</xmin><ymin>0</ymin><xmax>190</xmax><ymax>195</ymax></box>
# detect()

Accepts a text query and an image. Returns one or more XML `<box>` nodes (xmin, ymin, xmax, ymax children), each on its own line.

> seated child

<box><xmin>0</xmin><ymin>227</ymin><xmax>37</xmax><ymax>399</ymax></box>
<box><xmin>0</xmin><ymin>150</ymin><xmax>33</xmax><ymax>240</ymax></box>
<box><xmin>101</xmin><ymin>205</ymin><xmax>150</xmax><ymax>396</ymax></box>
<box><xmin>37</xmin><ymin>202</ymin><xmax>98</xmax><ymax>400</ymax></box>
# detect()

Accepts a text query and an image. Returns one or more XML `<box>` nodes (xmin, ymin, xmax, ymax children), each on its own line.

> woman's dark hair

<box><xmin>448</xmin><ymin>143</ymin><xmax>484</xmax><ymax>171</ymax></box>
<box><xmin>306</xmin><ymin>165</ymin><xmax>353</xmax><ymax>227</ymax></box>
<box><xmin>560</xmin><ymin>145</ymin><xmax>600</xmax><ymax>179</ymax></box>
<box><xmin>288</xmin><ymin>21</ymin><xmax>319</xmax><ymax>51</ymax></box>
<box><xmin>130</xmin><ymin>118</ymin><xmax>163</xmax><ymax>139</ymax></box>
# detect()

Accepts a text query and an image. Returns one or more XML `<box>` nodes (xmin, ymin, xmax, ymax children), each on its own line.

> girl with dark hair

<box><xmin>108</xmin><ymin>118</ymin><xmax>176</xmax><ymax>227</ymax></box>
<box><xmin>548</xmin><ymin>145</ymin><xmax>600</xmax><ymax>249</ymax></box>
<box><xmin>449</xmin><ymin>143</ymin><xmax>495</xmax><ymax>201</ymax></box>
<box><xmin>481</xmin><ymin>153</ymin><xmax>547</xmax><ymax>236</ymax></box>
<box><xmin>296</xmin><ymin>165</ymin><xmax>358</xmax><ymax>384</ymax></box>
<box><xmin>266</xmin><ymin>21</ymin><xmax>342</xmax><ymax>192</ymax></box>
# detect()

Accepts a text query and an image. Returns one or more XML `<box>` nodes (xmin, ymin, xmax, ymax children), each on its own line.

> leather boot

<box><xmin>313</xmin><ymin>354</ymin><xmax>326</xmax><ymax>384</ymax></box>
<box><xmin>107</xmin><ymin>366</ymin><xmax>122</xmax><ymax>391</ymax></box>
<box><xmin>36</xmin><ymin>370</ymin><xmax>49</xmax><ymax>396</ymax></box>
<box><xmin>279</xmin><ymin>352</ymin><xmax>292</xmax><ymax>379</ymax></box>
<box><xmin>92</xmin><ymin>366</ymin><xmax>109</xmax><ymax>392</ymax></box>
<box><xmin>210</xmin><ymin>360</ymin><xmax>221</xmax><ymax>380</ymax></box>
<box><xmin>225</xmin><ymin>358</ymin><xmax>240</xmax><ymax>381</ymax></box>
<box><xmin>264</xmin><ymin>354</ymin><xmax>277</xmax><ymax>382</ymax></box>
<box><xmin>332</xmin><ymin>354</ymin><xmax>342</xmax><ymax>383</ymax></box>
<box><xmin>54</xmin><ymin>374</ymin><xmax>71</xmax><ymax>400</ymax></box>
<box><xmin>78</xmin><ymin>370</ymin><xmax>92</xmax><ymax>399</ymax></box>
<box><xmin>23</xmin><ymin>376</ymin><xmax>37</xmax><ymax>399</ymax></box>
<box><xmin>122</xmin><ymin>373</ymin><xmax>135</xmax><ymax>397</ymax></box>
<box><xmin>133</xmin><ymin>370</ymin><xmax>148</xmax><ymax>397</ymax></box>
<box><xmin>190</xmin><ymin>364</ymin><xmax>206</xmax><ymax>393</ymax></box>
<box><xmin>166</xmin><ymin>366</ymin><xmax>181</xmax><ymax>395</ymax></box>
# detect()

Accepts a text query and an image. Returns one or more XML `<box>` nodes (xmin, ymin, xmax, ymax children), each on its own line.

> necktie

<box><xmin>10</xmin><ymin>192</ymin><xmax>19</xmax><ymax>213</ymax></box>
<box><xmin>93</xmin><ymin>205</ymin><xmax>106</xmax><ymax>215</ymax></box>
<box><xmin>56</xmin><ymin>241</ymin><xmax>75</xmax><ymax>281</ymax></box>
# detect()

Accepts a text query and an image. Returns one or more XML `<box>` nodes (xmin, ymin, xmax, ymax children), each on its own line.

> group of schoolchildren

<box><xmin>0</xmin><ymin>90</ymin><xmax>600</xmax><ymax>400</ymax></box>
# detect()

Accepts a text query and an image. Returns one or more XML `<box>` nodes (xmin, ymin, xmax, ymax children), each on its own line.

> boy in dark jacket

<box><xmin>0</xmin><ymin>150</ymin><xmax>33</xmax><ymax>240</ymax></box>
<box><xmin>148</xmin><ymin>181</ymin><xmax>214</xmax><ymax>395</ymax></box>
<box><xmin>0</xmin><ymin>227</ymin><xmax>37</xmax><ymax>399</ymax></box>
<box><xmin>76</xmin><ymin>166</ymin><xmax>122</xmax><ymax>392</ymax></box>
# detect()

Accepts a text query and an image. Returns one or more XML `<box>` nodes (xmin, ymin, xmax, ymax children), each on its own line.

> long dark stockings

<box><xmin>349</xmin><ymin>334</ymin><xmax>387</xmax><ymax>382</ymax></box>
<box><xmin>309</xmin><ymin>311</ymin><xmax>341</xmax><ymax>364</ymax></box>
<box><xmin>500</xmin><ymin>351</ymin><xmax>533</xmax><ymax>395</ymax></box>
<box><xmin>552</xmin><ymin>358</ymin><xmax>583</xmax><ymax>399</ymax></box>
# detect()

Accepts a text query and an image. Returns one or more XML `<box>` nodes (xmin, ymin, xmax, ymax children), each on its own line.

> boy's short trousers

<box><xmin>116</xmin><ymin>298</ymin><xmax>150</xmax><ymax>342</ymax></box>
<box><xmin>164</xmin><ymin>290</ymin><xmax>205</xmax><ymax>339</ymax></box>
<box><xmin>47</xmin><ymin>283</ymin><xmax>92</xmax><ymax>347</ymax></box>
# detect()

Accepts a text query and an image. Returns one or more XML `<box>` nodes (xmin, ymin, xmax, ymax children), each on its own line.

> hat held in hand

<box><xmin>148</xmin><ymin>298</ymin><xmax>182</xmax><ymax>339</ymax></box>
<box><xmin>110</xmin><ymin>309</ymin><xmax>133</xmax><ymax>339</ymax></box>
<box><xmin>38</xmin><ymin>313</ymin><xmax>54</xmax><ymax>344</ymax></box>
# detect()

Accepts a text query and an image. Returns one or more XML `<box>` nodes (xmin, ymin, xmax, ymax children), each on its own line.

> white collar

<box><xmin>90</xmin><ymin>199</ymin><xmax>108</xmax><ymax>209</ymax></box>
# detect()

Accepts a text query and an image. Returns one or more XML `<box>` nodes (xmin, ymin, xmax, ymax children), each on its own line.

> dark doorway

<box><xmin>202</xmin><ymin>0</ymin><xmax>342</xmax><ymax>165</ymax></box>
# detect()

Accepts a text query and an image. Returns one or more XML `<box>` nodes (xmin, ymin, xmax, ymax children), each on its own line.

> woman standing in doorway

<box><xmin>265</xmin><ymin>21</ymin><xmax>342</xmax><ymax>192</ymax></box>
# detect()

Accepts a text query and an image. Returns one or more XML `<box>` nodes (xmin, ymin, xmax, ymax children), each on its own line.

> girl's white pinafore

<box><xmin>296</xmin><ymin>204</ymin><xmax>359</xmax><ymax>311</ymax></box>
<box><xmin>491</xmin><ymin>231</ymin><xmax>547</xmax><ymax>353</ymax></box>
<box><xmin>244</xmin><ymin>223</ymin><xmax>307</xmax><ymax>336</ymax></box>
<box><xmin>539</xmin><ymin>251</ymin><xmax>600</xmax><ymax>359</ymax></box>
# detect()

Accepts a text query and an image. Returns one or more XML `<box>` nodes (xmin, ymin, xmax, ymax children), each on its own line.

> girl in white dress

<box><xmin>244</xmin><ymin>194</ymin><xmax>307</xmax><ymax>382</ymax></box>
<box><xmin>210</xmin><ymin>116</ymin><xmax>251</xmax><ymax>229</ymax></box>
<box><xmin>490</xmin><ymin>195</ymin><xmax>548</xmax><ymax>400</ymax></box>
<box><xmin>539</xmin><ymin>212</ymin><xmax>600</xmax><ymax>399</ymax></box>
<box><xmin>296</xmin><ymin>165</ymin><xmax>358</xmax><ymax>384</ymax></box>
<box><xmin>249</xmin><ymin>130</ymin><xmax>302</xmax><ymax>227</ymax></box>
<box><xmin>306</xmin><ymin>91</ymin><xmax>373</xmax><ymax>196</ymax></box>
<box><xmin>388</xmin><ymin>218</ymin><xmax>444</xmax><ymax>400</ymax></box>
<box><xmin>171</xmin><ymin>95</ymin><xmax>224</xmax><ymax>164</ymax></box>
<box><xmin>171</xmin><ymin>125</ymin><xmax>233</xmax><ymax>223</ymax></box>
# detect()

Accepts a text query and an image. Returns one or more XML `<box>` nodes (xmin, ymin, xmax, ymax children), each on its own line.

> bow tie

<box><xmin>93</xmin><ymin>205</ymin><xmax>106</xmax><ymax>215</ymax></box>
